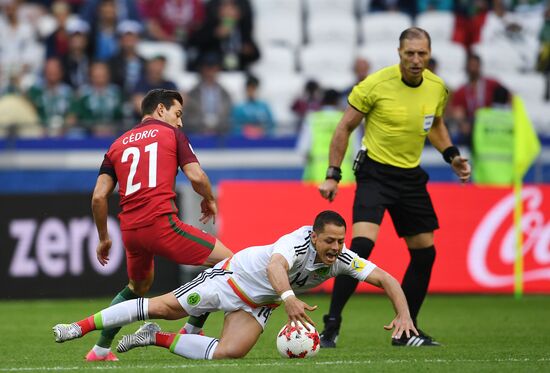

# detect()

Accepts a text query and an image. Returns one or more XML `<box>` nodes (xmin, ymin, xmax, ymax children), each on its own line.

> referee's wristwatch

<box><xmin>442</xmin><ymin>146</ymin><xmax>460</xmax><ymax>164</ymax></box>
<box><xmin>325</xmin><ymin>166</ymin><xmax>342</xmax><ymax>183</ymax></box>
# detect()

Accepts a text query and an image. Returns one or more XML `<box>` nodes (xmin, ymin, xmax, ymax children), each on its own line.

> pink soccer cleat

<box><xmin>85</xmin><ymin>350</ymin><xmax>119</xmax><ymax>361</ymax></box>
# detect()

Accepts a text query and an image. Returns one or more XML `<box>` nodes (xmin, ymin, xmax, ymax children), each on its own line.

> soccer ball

<box><xmin>276</xmin><ymin>321</ymin><xmax>320</xmax><ymax>358</ymax></box>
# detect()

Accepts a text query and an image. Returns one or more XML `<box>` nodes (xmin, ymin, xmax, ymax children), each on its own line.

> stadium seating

<box><xmin>252</xmin><ymin>0</ymin><xmax>303</xmax><ymax>48</ymax></box>
<box><xmin>300</xmin><ymin>43</ymin><xmax>356</xmax><ymax>90</ymax></box>
<box><xmin>360</xmin><ymin>12</ymin><xmax>413</xmax><ymax>44</ymax></box>
<box><xmin>415</xmin><ymin>11</ymin><xmax>456</xmax><ymax>42</ymax></box>
<box><xmin>136</xmin><ymin>41</ymin><xmax>186</xmax><ymax>83</ymax></box>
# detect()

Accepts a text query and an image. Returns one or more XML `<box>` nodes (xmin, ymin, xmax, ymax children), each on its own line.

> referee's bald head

<box><xmin>399</xmin><ymin>27</ymin><xmax>431</xmax><ymax>49</ymax></box>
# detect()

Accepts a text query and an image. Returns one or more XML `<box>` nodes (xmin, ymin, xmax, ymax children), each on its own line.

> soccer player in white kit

<box><xmin>53</xmin><ymin>211</ymin><xmax>418</xmax><ymax>360</ymax></box>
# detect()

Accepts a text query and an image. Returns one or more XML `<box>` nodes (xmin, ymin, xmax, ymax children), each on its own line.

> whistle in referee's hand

<box><xmin>328</xmin><ymin>191</ymin><xmax>335</xmax><ymax>201</ymax></box>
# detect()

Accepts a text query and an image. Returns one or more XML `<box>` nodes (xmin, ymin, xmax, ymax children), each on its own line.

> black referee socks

<box><xmin>401</xmin><ymin>246</ymin><xmax>436</xmax><ymax>327</ymax></box>
<box><xmin>328</xmin><ymin>237</ymin><xmax>375</xmax><ymax>318</ymax></box>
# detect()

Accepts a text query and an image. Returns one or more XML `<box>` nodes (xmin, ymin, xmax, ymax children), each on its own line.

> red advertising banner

<box><xmin>217</xmin><ymin>182</ymin><xmax>550</xmax><ymax>294</ymax></box>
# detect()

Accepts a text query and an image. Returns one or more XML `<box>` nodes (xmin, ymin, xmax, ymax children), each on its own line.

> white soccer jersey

<box><xmin>215</xmin><ymin>225</ymin><xmax>377</xmax><ymax>307</ymax></box>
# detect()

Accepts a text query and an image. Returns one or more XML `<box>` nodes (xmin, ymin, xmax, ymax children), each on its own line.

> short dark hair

<box><xmin>399</xmin><ymin>27</ymin><xmax>431</xmax><ymax>49</ymax></box>
<box><xmin>492</xmin><ymin>84</ymin><xmax>510</xmax><ymax>105</ymax></box>
<box><xmin>141</xmin><ymin>89</ymin><xmax>183</xmax><ymax>116</ymax></box>
<box><xmin>313</xmin><ymin>210</ymin><xmax>346</xmax><ymax>233</ymax></box>
<box><xmin>246</xmin><ymin>74</ymin><xmax>259</xmax><ymax>87</ymax></box>
<box><xmin>322</xmin><ymin>89</ymin><xmax>340</xmax><ymax>106</ymax></box>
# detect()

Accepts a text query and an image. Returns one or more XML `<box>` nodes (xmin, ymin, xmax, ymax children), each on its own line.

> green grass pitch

<box><xmin>1</xmin><ymin>294</ymin><xmax>549</xmax><ymax>372</ymax></box>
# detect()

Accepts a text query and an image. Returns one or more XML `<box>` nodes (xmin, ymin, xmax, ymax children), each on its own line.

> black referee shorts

<box><xmin>352</xmin><ymin>155</ymin><xmax>439</xmax><ymax>237</ymax></box>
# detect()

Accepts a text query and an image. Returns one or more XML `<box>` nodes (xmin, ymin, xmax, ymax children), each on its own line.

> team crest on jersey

<box><xmin>315</xmin><ymin>267</ymin><xmax>330</xmax><ymax>277</ymax></box>
<box><xmin>351</xmin><ymin>258</ymin><xmax>366</xmax><ymax>272</ymax></box>
<box><xmin>187</xmin><ymin>292</ymin><xmax>201</xmax><ymax>306</ymax></box>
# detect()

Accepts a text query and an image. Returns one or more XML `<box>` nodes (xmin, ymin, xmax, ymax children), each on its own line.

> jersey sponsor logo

<box><xmin>186</xmin><ymin>292</ymin><xmax>201</xmax><ymax>306</ymax></box>
<box><xmin>122</xmin><ymin>129</ymin><xmax>159</xmax><ymax>145</ymax></box>
<box><xmin>351</xmin><ymin>258</ymin><xmax>366</xmax><ymax>272</ymax></box>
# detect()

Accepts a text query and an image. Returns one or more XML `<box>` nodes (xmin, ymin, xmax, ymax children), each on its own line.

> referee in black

<box><xmin>318</xmin><ymin>27</ymin><xmax>471</xmax><ymax>347</ymax></box>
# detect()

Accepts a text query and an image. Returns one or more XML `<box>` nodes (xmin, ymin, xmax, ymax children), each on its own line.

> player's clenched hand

<box><xmin>199</xmin><ymin>198</ymin><xmax>217</xmax><ymax>224</ymax></box>
<box><xmin>318</xmin><ymin>179</ymin><xmax>339</xmax><ymax>202</ymax></box>
<box><xmin>283</xmin><ymin>296</ymin><xmax>317</xmax><ymax>332</ymax></box>
<box><xmin>96</xmin><ymin>238</ymin><xmax>112</xmax><ymax>266</ymax></box>
<box><xmin>451</xmin><ymin>155</ymin><xmax>471</xmax><ymax>183</ymax></box>
<box><xmin>383</xmin><ymin>314</ymin><xmax>418</xmax><ymax>339</ymax></box>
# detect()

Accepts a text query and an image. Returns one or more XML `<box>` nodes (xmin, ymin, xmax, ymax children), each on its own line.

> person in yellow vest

<box><xmin>318</xmin><ymin>27</ymin><xmax>471</xmax><ymax>348</ymax></box>
<box><xmin>472</xmin><ymin>85</ymin><xmax>516</xmax><ymax>185</ymax></box>
<box><xmin>297</xmin><ymin>89</ymin><xmax>359</xmax><ymax>184</ymax></box>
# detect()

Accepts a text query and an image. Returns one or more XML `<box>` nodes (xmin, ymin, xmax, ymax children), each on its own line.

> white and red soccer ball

<box><xmin>276</xmin><ymin>321</ymin><xmax>320</xmax><ymax>358</ymax></box>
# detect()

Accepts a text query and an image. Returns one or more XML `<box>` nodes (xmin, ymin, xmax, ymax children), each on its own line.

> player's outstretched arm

<box><xmin>182</xmin><ymin>162</ymin><xmax>217</xmax><ymax>224</ymax></box>
<box><xmin>364</xmin><ymin>267</ymin><xmax>418</xmax><ymax>339</ymax></box>
<box><xmin>91</xmin><ymin>174</ymin><xmax>116</xmax><ymax>266</ymax></box>
<box><xmin>267</xmin><ymin>254</ymin><xmax>317</xmax><ymax>330</ymax></box>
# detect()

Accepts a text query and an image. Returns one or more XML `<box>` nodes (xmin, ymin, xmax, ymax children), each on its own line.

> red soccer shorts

<box><xmin>121</xmin><ymin>213</ymin><xmax>216</xmax><ymax>281</ymax></box>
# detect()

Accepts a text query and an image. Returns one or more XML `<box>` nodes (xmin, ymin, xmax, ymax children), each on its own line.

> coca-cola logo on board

<box><xmin>468</xmin><ymin>187</ymin><xmax>550</xmax><ymax>287</ymax></box>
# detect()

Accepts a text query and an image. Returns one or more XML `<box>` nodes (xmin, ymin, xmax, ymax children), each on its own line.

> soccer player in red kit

<box><xmin>86</xmin><ymin>89</ymin><xmax>233</xmax><ymax>361</ymax></box>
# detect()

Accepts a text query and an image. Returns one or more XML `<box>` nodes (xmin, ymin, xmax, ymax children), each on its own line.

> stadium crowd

<box><xmin>0</xmin><ymin>0</ymin><xmax>549</xmax><ymax>142</ymax></box>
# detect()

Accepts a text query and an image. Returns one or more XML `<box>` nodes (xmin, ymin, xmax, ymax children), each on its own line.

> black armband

<box><xmin>442</xmin><ymin>146</ymin><xmax>460</xmax><ymax>164</ymax></box>
<box><xmin>325</xmin><ymin>166</ymin><xmax>342</xmax><ymax>183</ymax></box>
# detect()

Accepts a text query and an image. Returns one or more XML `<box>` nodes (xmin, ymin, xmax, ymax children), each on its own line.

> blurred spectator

<box><xmin>140</xmin><ymin>0</ymin><xmax>205</xmax><ymax>44</ymax></box>
<box><xmin>188</xmin><ymin>0</ymin><xmax>259</xmax><ymax>71</ymax></box>
<box><xmin>340</xmin><ymin>57</ymin><xmax>371</xmax><ymax>106</ymax></box>
<box><xmin>297</xmin><ymin>89</ymin><xmax>358</xmax><ymax>184</ymax></box>
<box><xmin>0</xmin><ymin>93</ymin><xmax>41</xmax><ymax>138</ymax></box>
<box><xmin>80</xmin><ymin>0</ymin><xmax>140</xmax><ymax>24</ymax></box>
<box><xmin>87</xmin><ymin>0</ymin><xmax>121</xmax><ymax>61</ymax></box>
<box><xmin>230</xmin><ymin>75</ymin><xmax>275</xmax><ymax>138</ymax></box>
<box><xmin>0</xmin><ymin>0</ymin><xmax>41</xmax><ymax>92</ymax></box>
<box><xmin>537</xmin><ymin>5</ymin><xmax>550</xmax><ymax>100</ymax></box>
<box><xmin>26</xmin><ymin>58</ymin><xmax>75</xmax><ymax>135</ymax></box>
<box><xmin>108</xmin><ymin>20</ymin><xmax>146</xmax><ymax>97</ymax></box>
<box><xmin>480</xmin><ymin>0</ymin><xmax>538</xmax><ymax>70</ymax></box>
<box><xmin>184</xmin><ymin>52</ymin><xmax>232</xmax><ymax>135</ymax></box>
<box><xmin>471</xmin><ymin>85</ymin><xmax>515</xmax><ymax>185</ymax></box>
<box><xmin>369</xmin><ymin>0</ymin><xmax>417</xmax><ymax>18</ymax></box>
<box><xmin>45</xmin><ymin>0</ymin><xmax>72</xmax><ymax>59</ymax></box>
<box><xmin>68</xmin><ymin>61</ymin><xmax>123</xmax><ymax>136</ymax></box>
<box><xmin>427</xmin><ymin>57</ymin><xmax>438</xmax><ymax>73</ymax></box>
<box><xmin>452</xmin><ymin>0</ymin><xmax>489</xmax><ymax>51</ymax></box>
<box><xmin>291</xmin><ymin>79</ymin><xmax>322</xmax><ymax>130</ymax></box>
<box><xmin>449</xmin><ymin>53</ymin><xmax>507</xmax><ymax>147</ymax></box>
<box><xmin>131</xmin><ymin>55</ymin><xmax>177</xmax><ymax>120</ymax></box>
<box><xmin>417</xmin><ymin>0</ymin><xmax>453</xmax><ymax>13</ymax></box>
<box><xmin>62</xmin><ymin>18</ymin><xmax>91</xmax><ymax>89</ymax></box>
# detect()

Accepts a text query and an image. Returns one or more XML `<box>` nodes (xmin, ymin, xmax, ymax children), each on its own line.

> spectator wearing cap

<box><xmin>184</xmin><ymin>52</ymin><xmax>232</xmax><ymax>135</ymax></box>
<box><xmin>230</xmin><ymin>75</ymin><xmax>275</xmax><ymax>138</ymax></box>
<box><xmin>131</xmin><ymin>55</ymin><xmax>177</xmax><ymax>119</ymax></box>
<box><xmin>62</xmin><ymin>18</ymin><xmax>91</xmax><ymax>89</ymax></box>
<box><xmin>140</xmin><ymin>0</ymin><xmax>205</xmax><ymax>44</ymax></box>
<box><xmin>45</xmin><ymin>0</ymin><xmax>72</xmax><ymax>59</ymax></box>
<box><xmin>108</xmin><ymin>20</ymin><xmax>146</xmax><ymax>97</ymax></box>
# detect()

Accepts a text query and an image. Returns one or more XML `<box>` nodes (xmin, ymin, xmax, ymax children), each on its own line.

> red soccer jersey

<box><xmin>100</xmin><ymin>118</ymin><xmax>198</xmax><ymax>230</ymax></box>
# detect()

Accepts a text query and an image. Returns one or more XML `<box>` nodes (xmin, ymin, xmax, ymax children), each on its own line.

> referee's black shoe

<box><xmin>319</xmin><ymin>315</ymin><xmax>341</xmax><ymax>348</ymax></box>
<box><xmin>391</xmin><ymin>329</ymin><xmax>441</xmax><ymax>347</ymax></box>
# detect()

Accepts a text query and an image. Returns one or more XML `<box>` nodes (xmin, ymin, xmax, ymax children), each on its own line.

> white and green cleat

<box><xmin>53</xmin><ymin>323</ymin><xmax>82</xmax><ymax>343</ymax></box>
